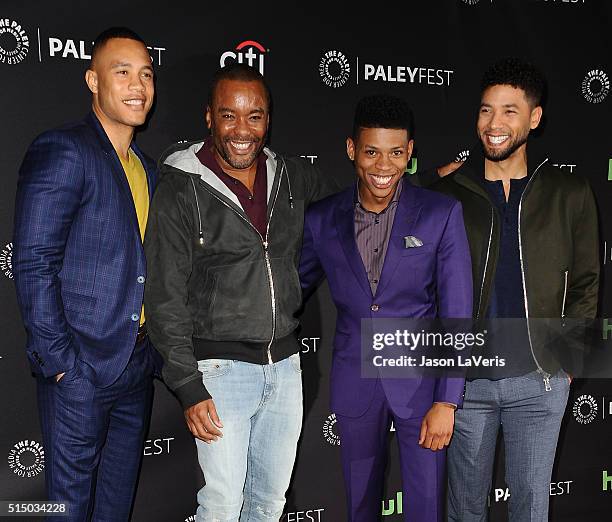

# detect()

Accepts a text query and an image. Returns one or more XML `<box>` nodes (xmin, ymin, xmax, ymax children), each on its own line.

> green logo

<box><xmin>382</xmin><ymin>491</ymin><xmax>403</xmax><ymax>516</ymax></box>
<box><xmin>405</xmin><ymin>158</ymin><xmax>418</xmax><ymax>175</ymax></box>
<box><xmin>608</xmin><ymin>159</ymin><xmax>612</xmax><ymax>181</ymax></box>
<box><xmin>603</xmin><ymin>470</ymin><xmax>612</xmax><ymax>491</ymax></box>
<box><xmin>602</xmin><ymin>319</ymin><xmax>612</xmax><ymax>341</ymax></box>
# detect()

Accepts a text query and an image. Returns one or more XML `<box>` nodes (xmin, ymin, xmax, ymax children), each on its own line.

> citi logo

<box><xmin>220</xmin><ymin>40</ymin><xmax>266</xmax><ymax>75</ymax></box>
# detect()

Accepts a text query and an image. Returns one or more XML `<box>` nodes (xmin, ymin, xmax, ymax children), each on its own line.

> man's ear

<box><xmin>530</xmin><ymin>105</ymin><xmax>543</xmax><ymax>130</ymax></box>
<box><xmin>407</xmin><ymin>139</ymin><xmax>415</xmax><ymax>160</ymax></box>
<box><xmin>346</xmin><ymin>137</ymin><xmax>355</xmax><ymax>161</ymax></box>
<box><xmin>85</xmin><ymin>69</ymin><xmax>98</xmax><ymax>94</ymax></box>
<box><xmin>205</xmin><ymin>106</ymin><xmax>212</xmax><ymax>130</ymax></box>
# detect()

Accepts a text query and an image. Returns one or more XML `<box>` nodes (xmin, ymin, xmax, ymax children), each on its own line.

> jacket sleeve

<box><xmin>434</xmin><ymin>200</ymin><xmax>473</xmax><ymax>406</ymax></box>
<box><xmin>565</xmin><ymin>178</ymin><xmax>599</xmax><ymax>320</ymax></box>
<box><xmin>12</xmin><ymin>131</ymin><xmax>83</xmax><ymax>378</ymax></box>
<box><xmin>299</xmin><ymin>209</ymin><xmax>326</xmax><ymax>300</ymax></box>
<box><xmin>408</xmin><ymin>168</ymin><xmax>441</xmax><ymax>188</ymax></box>
<box><xmin>144</xmin><ymin>173</ymin><xmax>210</xmax><ymax>409</ymax></box>
<box><xmin>299</xmin><ymin>159</ymin><xmax>340</xmax><ymax>206</ymax></box>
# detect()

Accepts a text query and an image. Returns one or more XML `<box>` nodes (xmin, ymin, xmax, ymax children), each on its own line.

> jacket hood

<box><xmin>158</xmin><ymin>139</ymin><xmax>285</xmax><ymax>211</ymax></box>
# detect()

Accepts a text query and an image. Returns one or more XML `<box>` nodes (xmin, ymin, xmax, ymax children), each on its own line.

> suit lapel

<box><xmin>374</xmin><ymin>179</ymin><xmax>422</xmax><ymax>298</ymax></box>
<box><xmin>86</xmin><ymin>113</ymin><xmax>142</xmax><ymax>239</ymax></box>
<box><xmin>334</xmin><ymin>190</ymin><xmax>373</xmax><ymax>298</ymax></box>
<box><xmin>132</xmin><ymin>142</ymin><xmax>156</xmax><ymax>202</ymax></box>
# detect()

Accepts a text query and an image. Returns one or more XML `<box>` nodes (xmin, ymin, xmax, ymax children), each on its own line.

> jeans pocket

<box><xmin>289</xmin><ymin>353</ymin><xmax>302</xmax><ymax>373</ymax></box>
<box><xmin>197</xmin><ymin>359</ymin><xmax>233</xmax><ymax>379</ymax></box>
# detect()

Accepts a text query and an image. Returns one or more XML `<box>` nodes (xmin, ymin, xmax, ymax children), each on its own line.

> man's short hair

<box><xmin>481</xmin><ymin>57</ymin><xmax>546</xmax><ymax>107</ymax></box>
<box><xmin>91</xmin><ymin>27</ymin><xmax>147</xmax><ymax>65</ymax></box>
<box><xmin>208</xmin><ymin>63</ymin><xmax>271</xmax><ymax>109</ymax></box>
<box><xmin>352</xmin><ymin>94</ymin><xmax>414</xmax><ymax>139</ymax></box>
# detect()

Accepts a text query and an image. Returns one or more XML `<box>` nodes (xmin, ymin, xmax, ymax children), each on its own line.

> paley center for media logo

<box><xmin>572</xmin><ymin>394</ymin><xmax>598</xmax><ymax>424</ymax></box>
<box><xmin>318</xmin><ymin>49</ymin><xmax>454</xmax><ymax>88</ymax></box>
<box><xmin>220</xmin><ymin>40</ymin><xmax>267</xmax><ymax>75</ymax></box>
<box><xmin>1</xmin><ymin>20</ymin><xmax>166</xmax><ymax>66</ymax></box>
<box><xmin>0</xmin><ymin>18</ymin><xmax>29</xmax><ymax>65</ymax></box>
<box><xmin>8</xmin><ymin>439</ymin><xmax>45</xmax><ymax>478</ymax></box>
<box><xmin>582</xmin><ymin>69</ymin><xmax>609</xmax><ymax>104</ymax></box>
<box><xmin>1</xmin><ymin>241</ymin><xmax>12</xmax><ymax>279</ymax></box>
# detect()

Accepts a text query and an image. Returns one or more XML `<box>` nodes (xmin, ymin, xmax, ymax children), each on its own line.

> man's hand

<box><xmin>419</xmin><ymin>403</ymin><xmax>456</xmax><ymax>451</ymax></box>
<box><xmin>55</xmin><ymin>372</ymin><xmax>65</xmax><ymax>382</ymax></box>
<box><xmin>437</xmin><ymin>160</ymin><xmax>465</xmax><ymax>178</ymax></box>
<box><xmin>184</xmin><ymin>399</ymin><xmax>224</xmax><ymax>444</ymax></box>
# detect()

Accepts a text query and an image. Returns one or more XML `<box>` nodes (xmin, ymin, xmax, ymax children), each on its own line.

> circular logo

<box><xmin>462</xmin><ymin>0</ymin><xmax>481</xmax><ymax>4</ymax></box>
<box><xmin>582</xmin><ymin>69</ymin><xmax>610</xmax><ymax>104</ymax></box>
<box><xmin>455</xmin><ymin>149</ymin><xmax>470</xmax><ymax>162</ymax></box>
<box><xmin>319</xmin><ymin>50</ymin><xmax>351</xmax><ymax>89</ymax></box>
<box><xmin>1</xmin><ymin>242</ymin><xmax>13</xmax><ymax>279</ymax></box>
<box><xmin>323</xmin><ymin>413</ymin><xmax>341</xmax><ymax>445</ymax></box>
<box><xmin>184</xmin><ymin>516</ymin><xmax>196</xmax><ymax>522</ymax></box>
<box><xmin>572</xmin><ymin>394</ymin><xmax>598</xmax><ymax>424</ymax></box>
<box><xmin>0</xmin><ymin>20</ymin><xmax>30</xmax><ymax>65</ymax></box>
<box><xmin>7</xmin><ymin>440</ymin><xmax>45</xmax><ymax>478</ymax></box>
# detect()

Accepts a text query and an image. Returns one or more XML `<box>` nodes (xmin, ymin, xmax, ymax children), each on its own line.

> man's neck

<box><xmin>484</xmin><ymin>145</ymin><xmax>528</xmax><ymax>182</ymax></box>
<box><xmin>92</xmin><ymin>106</ymin><xmax>135</xmax><ymax>162</ymax></box>
<box><xmin>213</xmin><ymin>150</ymin><xmax>258</xmax><ymax>193</ymax></box>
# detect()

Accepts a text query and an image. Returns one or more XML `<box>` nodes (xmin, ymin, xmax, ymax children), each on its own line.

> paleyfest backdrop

<box><xmin>1</xmin><ymin>1</ymin><xmax>611</xmax><ymax>520</ymax></box>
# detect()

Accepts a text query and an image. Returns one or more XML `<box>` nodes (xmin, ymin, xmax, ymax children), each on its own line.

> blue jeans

<box><xmin>447</xmin><ymin>370</ymin><xmax>570</xmax><ymax>522</ymax></box>
<box><xmin>195</xmin><ymin>354</ymin><xmax>303</xmax><ymax>522</ymax></box>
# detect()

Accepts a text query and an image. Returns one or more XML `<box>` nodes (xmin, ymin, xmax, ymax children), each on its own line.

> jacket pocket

<box><xmin>401</xmin><ymin>244</ymin><xmax>434</xmax><ymax>257</ymax></box>
<box><xmin>270</xmin><ymin>255</ymin><xmax>301</xmax><ymax>337</ymax></box>
<box><xmin>197</xmin><ymin>359</ymin><xmax>233</xmax><ymax>379</ymax></box>
<box><xmin>61</xmin><ymin>290</ymin><xmax>96</xmax><ymax>314</ymax></box>
<box><xmin>207</xmin><ymin>261</ymin><xmax>273</xmax><ymax>341</ymax></box>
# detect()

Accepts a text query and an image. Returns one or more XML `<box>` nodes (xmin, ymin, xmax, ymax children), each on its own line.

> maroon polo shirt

<box><xmin>196</xmin><ymin>139</ymin><xmax>268</xmax><ymax>237</ymax></box>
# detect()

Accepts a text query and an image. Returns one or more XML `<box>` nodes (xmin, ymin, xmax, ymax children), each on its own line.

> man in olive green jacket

<box><xmin>423</xmin><ymin>58</ymin><xmax>599</xmax><ymax>521</ymax></box>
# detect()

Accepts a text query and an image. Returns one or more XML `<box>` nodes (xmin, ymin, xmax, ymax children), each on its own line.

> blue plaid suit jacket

<box><xmin>13</xmin><ymin>112</ymin><xmax>158</xmax><ymax>386</ymax></box>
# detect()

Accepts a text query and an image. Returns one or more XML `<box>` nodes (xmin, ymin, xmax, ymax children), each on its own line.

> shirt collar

<box><xmin>355</xmin><ymin>176</ymin><xmax>403</xmax><ymax>214</ymax></box>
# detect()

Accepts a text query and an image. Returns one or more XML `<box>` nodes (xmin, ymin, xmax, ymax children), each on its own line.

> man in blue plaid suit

<box><xmin>13</xmin><ymin>27</ymin><xmax>159</xmax><ymax>522</ymax></box>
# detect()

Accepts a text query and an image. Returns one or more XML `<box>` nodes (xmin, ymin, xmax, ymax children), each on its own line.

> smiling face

<box><xmin>205</xmin><ymin>79</ymin><xmax>269</xmax><ymax>174</ymax></box>
<box><xmin>477</xmin><ymin>84</ymin><xmax>542</xmax><ymax>162</ymax></box>
<box><xmin>347</xmin><ymin>127</ymin><xmax>413</xmax><ymax>212</ymax></box>
<box><xmin>86</xmin><ymin>37</ymin><xmax>154</xmax><ymax>134</ymax></box>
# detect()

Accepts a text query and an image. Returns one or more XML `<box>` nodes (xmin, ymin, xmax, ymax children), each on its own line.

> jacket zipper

<box><xmin>195</xmin><ymin>165</ymin><xmax>283</xmax><ymax>365</ymax></box>
<box><xmin>476</xmin><ymin>207</ymin><xmax>494</xmax><ymax>320</ymax></box>
<box><xmin>561</xmin><ymin>270</ymin><xmax>568</xmax><ymax>327</ymax></box>
<box><xmin>517</xmin><ymin>158</ymin><xmax>551</xmax><ymax>391</ymax></box>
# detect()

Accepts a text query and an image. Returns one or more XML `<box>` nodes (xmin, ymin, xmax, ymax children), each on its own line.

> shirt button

<box><xmin>131</xmin><ymin>313</ymin><xmax>140</xmax><ymax>321</ymax></box>
<box><xmin>375</xmin><ymin>219</ymin><xmax>380</xmax><ymax>224</ymax></box>
<box><xmin>137</xmin><ymin>275</ymin><xmax>145</xmax><ymax>284</ymax></box>
<box><xmin>372</xmin><ymin>279</ymin><xmax>378</xmax><ymax>284</ymax></box>
<box><xmin>371</xmin><ymin>304</ymin><xmax>379</xmax><ymax>312</ymax></box>
<box><xmin>248</xmin><ymin>195</ymin><xmax>253</xmax><ymax>200</ymax></box>
<box><xmin>374</xmin><ymin>248</ymin><xmax>379</xmax><ymax>252</ymax></box>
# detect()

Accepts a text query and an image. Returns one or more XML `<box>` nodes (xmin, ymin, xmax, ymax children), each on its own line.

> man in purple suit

<box><xmin>299</xmin><ymin>95</ymin><xmax>473</xmax><ymax>521</ymax></box>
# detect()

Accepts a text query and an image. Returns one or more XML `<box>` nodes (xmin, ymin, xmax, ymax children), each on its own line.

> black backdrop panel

<box><xmin>1</xmin><ymin>1</ymin><xmax>611</xmax><ymax>520</ymax></box>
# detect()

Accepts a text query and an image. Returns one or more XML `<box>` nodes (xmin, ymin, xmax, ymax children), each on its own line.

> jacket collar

<box><xmin>335</xmin><ymin>177</ymin><xmax>422</xmax><ymax>298</ymax></box>
<box><xmin>84</xmin><ymin>111</ymin><xmax>155</xmax><ymax>239</ymax></box>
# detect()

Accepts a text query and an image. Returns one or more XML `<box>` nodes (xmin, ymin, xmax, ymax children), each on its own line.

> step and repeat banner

<box><xmin>1</xmin><ymin>1</ymin><xmax>611</xmax><ymax>520</ymax></box>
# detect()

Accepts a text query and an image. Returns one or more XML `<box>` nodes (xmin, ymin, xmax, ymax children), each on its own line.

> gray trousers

<box><xmin>448</xmin><ymin>370</ymin><xmax>570</xmax><ymax>522</ymax></box>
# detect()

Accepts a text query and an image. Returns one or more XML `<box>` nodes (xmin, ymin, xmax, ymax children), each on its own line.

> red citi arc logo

<box><xmin>220</xmin><ymin>40</ymin><xmax>266</xmax><ymax>75</ymax></box>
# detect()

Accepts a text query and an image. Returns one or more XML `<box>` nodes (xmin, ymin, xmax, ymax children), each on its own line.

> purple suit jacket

<box><xmin>299</xmin><ymin>178</ymin><xmax>472</xmax><ymax>418</ymax></box>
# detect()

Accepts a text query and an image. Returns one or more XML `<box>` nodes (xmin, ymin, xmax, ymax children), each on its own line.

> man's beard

<box><xmin>212</xmin><ymin>128</ymin><xmax>266</xmax><ymax>170</ymax></box>
<box><xmin>480</xmin><ymin>129</ymin><xmax>529</xmax><ymax>162</ymax></box>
